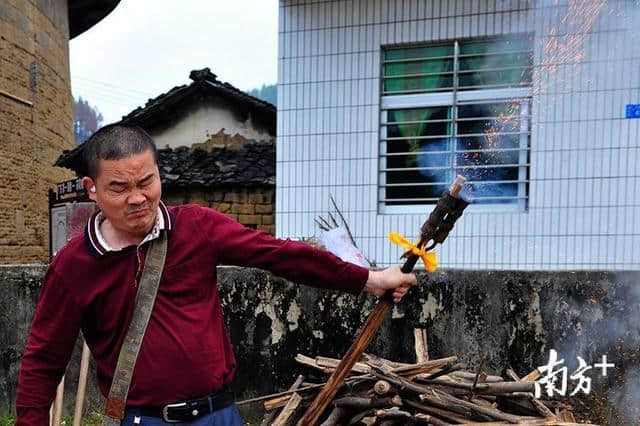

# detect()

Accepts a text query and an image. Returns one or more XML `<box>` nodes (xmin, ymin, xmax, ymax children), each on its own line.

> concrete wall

<box><xmin>276</xmin><ymin>0</ymin><xmax>640</xmax><ymax>270</ymax></box>
<box><xmin>0</xmin><ymin>0</ymin><xmax>75</xmax><ymax>263</ymax></box>
<box><xmin>1</xmin><ymin>264</ymin><xmax>638</xmax><ymax>420</ymax></box>
<box><xmin>151</xmin><ymin>100</ymin><xmax>274</xmax><ymax>150</ymax></box>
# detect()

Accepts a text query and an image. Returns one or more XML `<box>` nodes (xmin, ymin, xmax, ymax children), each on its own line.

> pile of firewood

<box><xmin>240</xmin><ymin>329</ymin><xmax>597</xmax><ymax>425</ymax></box>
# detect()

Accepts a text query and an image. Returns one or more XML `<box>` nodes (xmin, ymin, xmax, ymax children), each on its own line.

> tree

<box><xmin>73</xmin><ymin>97</ymin><xmax>103</xmax><ymax>145</ymax></box>
<box><xmin>248</xmin><ymin>84</ymin><xmax>277</xmax><ymax>106</ymax></box>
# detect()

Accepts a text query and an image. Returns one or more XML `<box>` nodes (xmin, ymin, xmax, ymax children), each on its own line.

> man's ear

<box><xmin>82</xmin><ymin>176</ymin><xmax>97</xmax><ymax>201</ymax></box>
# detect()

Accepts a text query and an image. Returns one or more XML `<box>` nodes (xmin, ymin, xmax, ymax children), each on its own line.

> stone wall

<box><xmin>0</xmin><ymin>0</ymin><xmax>74</xmax><ymax>263</ymax></box>
<box><xmin>163</xmin><ymin>187</ymin><xmax>275</xmax><ymax>235</ymax></box>
<box><xmin>1</xmin><ymin>265</ymin><xmax>639</xmax><ymax>421</ymax></box>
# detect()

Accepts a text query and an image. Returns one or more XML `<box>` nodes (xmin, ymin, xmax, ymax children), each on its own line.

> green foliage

<box><xmin>247</xmin><ymin>84</ymin><xmax>277</xmax><ymax>106</ymax></box>
<box><xmin>73</xmin><ymin>96</ymin><xmax>104</xmax><ymax>146</ymax></box>
<box><xmin>0</xmin><ymin>414</ymin><xmax>15</xmax><ymax>426</ymax></box>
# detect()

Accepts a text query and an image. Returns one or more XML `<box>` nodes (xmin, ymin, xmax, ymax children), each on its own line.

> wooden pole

<box><xmin>72</xmin><ymin>342</ymin><xmax>91</xmax><ymax>426</ymax></box>
<box><xmin>52</xmin><ymin>376</ymin><xmax>65</xmax><ymax>426</ymax></box>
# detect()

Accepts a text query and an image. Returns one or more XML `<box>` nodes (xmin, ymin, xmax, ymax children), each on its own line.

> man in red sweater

<box><xmin>16</xmin><ymin>125</ymin><xmax>416</xmax><ymax>425</ymax></box>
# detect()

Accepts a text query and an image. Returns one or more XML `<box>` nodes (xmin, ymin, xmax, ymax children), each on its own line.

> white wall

<box><xmin>276</xmin><ymin>0</ymin><xmax>640</xmax><ymax>270</ymax></box>
<box><xmin>151</xmin><ymin>102</ymin><xmax>274</xmax><ymax>149</ymax></box>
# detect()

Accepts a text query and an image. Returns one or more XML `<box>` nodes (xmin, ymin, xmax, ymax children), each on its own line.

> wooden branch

<box><xmin>334</xmin><ymin>395</ymin><xmax>402</xmax><ymax>411</ymax></box>
<box><xmin>261</xmin><ymin>375</ymin><xmax>304</xmax><ymax>426</ymax></box>
<box><xmin>413</xmin><ymin>412</ymin><xmax>451</xmax><ymax>425</ymax></box>
<box><xmin>426</xmin><ymin>389</ymin><xmax>524</xmax><ymax>423</ymax></box>
<box><xmin>413</xmin><ymin>328</ymin><xmax>429</xmax><ymax>363</ymax></box>
<box><xmin>361</xmin><ymin>353</ymin><xmax>412</xmax><ymax>370</ymax></box>
<box><xmin>469</xmin><ymin>352</ymin><xmax>489</xmax><ymax>399</ymax></box>
<box><xmin>390</xmin><ymin>356</ymin><xmax>457</xmax><ymax>375</ymax></box>
<box><xmin>72</xmin><ymin>342</ymin><xmax>91</xmax><ymax>426</ymax></box>
<box><xmin>505</xmin><ymin>368</ymin><xmax>555</xmax><ymax>419</ymax></box>
<box><xmin>272</xmin><ymin>392</ymin><xmax>302</xmax><ymax>426</ymax></box>
<box><xmin>316</xmin><ymin>356</ymin><xmax>372</xmax><ymax>374</ymax></box>
<box><xmin>521</xmin><ymin>368</ymin><xmax>541</xmax><ymax>382</ymax></box>
<box><xmin>373</xmin><ymin>380</ymin><xmax>391</xmax><ymax>396</ymax></box>
<box><xmin>420</xmin><ymin>362</ymin><xmax>467</xmax><ymax>380</ymax></box>
<box><xmin>404</xmin><ymin>399</ymin><xmax>475</xmax><ymax>423</ymax></box>
<box><xmin>451</xmin><ymin>371</ymin><xmax>503</xmax><ymax>383</ymax></box>
<box><xmin>375</xmin><ymin>407</ymin><xmax>412</xmax><ymax>420</ymax></box>
<box><xmin>418</xmin><ymin>378</ymin><xmax>535</xmax><ymax>395</ymax></box>
<box><xmin>239</xmin><ymin>374</ymin><xmax>370</xmax><ymax>406</ymax></box>
<box><xmin>295</xmin><ymin>354</ymin><xmax>333</xmax><ymax>374</ymax></box>
<box><xmin>319</xmin><ymin>406</ymin><xmax>348</xmax><ymax>426</ymax></box>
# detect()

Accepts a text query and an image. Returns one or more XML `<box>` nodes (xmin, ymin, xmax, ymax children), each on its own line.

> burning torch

<box><xmin>299</xmin><ymin>176</ymin><xmax>471</xmax><ymax>425</ymax></box>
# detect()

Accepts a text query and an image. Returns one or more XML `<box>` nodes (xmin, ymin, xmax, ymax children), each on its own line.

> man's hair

<box><xmin>83</xmin><ymin>124</ymin><xmax>158</xmax><ymax>179</ymax></box>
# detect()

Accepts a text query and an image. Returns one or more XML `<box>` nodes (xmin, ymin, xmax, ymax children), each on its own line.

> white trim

<box><xmin>380</xmin><ymin>202</ymin><xmax>523</xmax><ymax>215</ymax></box>
<box><xmin>381</xmin><ymin>92</ymin><xmax>453</xmax><ymax>109</ymax></box>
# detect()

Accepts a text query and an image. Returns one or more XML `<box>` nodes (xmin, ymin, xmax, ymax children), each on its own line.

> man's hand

<box><xmin>364</xmin><ymin>266</ymin><xmax>417</xmax><ymax>303</ymax></box>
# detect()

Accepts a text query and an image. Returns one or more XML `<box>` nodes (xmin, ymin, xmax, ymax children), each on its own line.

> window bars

<box><xmin>379</xmin><ymin>36</ymin><xmax>533</xmax><ymax>213</ymax></box>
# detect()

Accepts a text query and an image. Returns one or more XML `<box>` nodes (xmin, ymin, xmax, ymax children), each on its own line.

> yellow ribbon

<box><xmin>388</xmin><ymin>232</ymin><xmax>438</xmax><ymax>272</ymax></box>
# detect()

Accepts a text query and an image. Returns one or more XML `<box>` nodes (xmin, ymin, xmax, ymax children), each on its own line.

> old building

<box><xmin>0</xmin><ymin>0</ymin><xmax>120</xmax><ymax>263</ymax></box>
<box><xmin>55</xmin><ymin>68</ymin><xmax>276</xmax><ymax>234</ymax></box>
<box><xmin>276</xmin><ymin>0</ymin><xmax>640</xmax><ymax>270</ymax></box>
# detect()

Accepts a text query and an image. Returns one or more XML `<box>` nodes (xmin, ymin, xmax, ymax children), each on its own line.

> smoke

<box><xmin>547</xmin><ymin>273</ymin><xmax>640</xmax><ymax>420</ymax></box>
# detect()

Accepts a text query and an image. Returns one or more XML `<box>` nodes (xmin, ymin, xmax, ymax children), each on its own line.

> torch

<box><xmin>298</xmin><ymin>176</ymin><xmax>470</xmax><ymax>425</ymax></box>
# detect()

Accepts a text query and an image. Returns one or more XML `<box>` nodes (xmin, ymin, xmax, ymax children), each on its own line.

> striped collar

<box><xmin>85</xmin><ymin>201</ymin><xmax>172</xmax><ymax>257</ymax></box>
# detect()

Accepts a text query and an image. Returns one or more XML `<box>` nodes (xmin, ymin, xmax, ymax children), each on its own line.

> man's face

<box><xmin>84</xmin><ymin>149</ymin><xmax>162</xmax><ymax>239</ymax></box>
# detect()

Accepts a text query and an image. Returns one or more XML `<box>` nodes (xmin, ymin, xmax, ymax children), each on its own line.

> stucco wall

<box><xmin>0</xmin><ymin>0</ymin><xmax>74</xmax><ymax>263</ymax></box>
<box><xmin>1</xmin><ymin>264</ymin><xmax>638</xmax><ymax>420</ymax></box>
<box><xmin>150</xmin><ymin>100</ymin><xmax>274</xmax><ymax>150</ymax></box>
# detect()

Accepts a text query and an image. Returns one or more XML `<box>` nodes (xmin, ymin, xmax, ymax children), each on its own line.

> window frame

<box><xmin>378</xmin><ymin>38</ymin><xmax>533</xmax><ymax>215</ymax></box>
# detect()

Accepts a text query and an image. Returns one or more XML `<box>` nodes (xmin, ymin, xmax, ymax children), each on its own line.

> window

<box><xmin>379</xmin><ymin>36</ymin><xmax>533</xmax><ymax>213</ymax></box>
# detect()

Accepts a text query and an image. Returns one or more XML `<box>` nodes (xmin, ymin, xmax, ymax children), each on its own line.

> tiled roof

<box><xmin>120</xmin><ymin>68</ymin><xmax>275</xmax><ymax>129</ymax></box>
<box><xmin>159</xmin><ymin>143</ymin><xmax>275</xmax><ymax>188</ymax></box>
<box><xmin>54</xmin><ymin>142</ymin><xmax>274</xmax><ymax>187</ymax></box>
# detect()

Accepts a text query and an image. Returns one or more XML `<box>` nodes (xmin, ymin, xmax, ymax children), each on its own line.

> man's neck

<box><xmin>100</xmin><ymin>218</ymin><xmax>151</xmax><ymax>250</ymax></box>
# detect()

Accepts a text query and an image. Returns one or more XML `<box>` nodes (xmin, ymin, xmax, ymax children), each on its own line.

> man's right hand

<box><xmin>363</xmin><ymin>266</ymin><xmax>417</xmax><ymax>303</ymax></box>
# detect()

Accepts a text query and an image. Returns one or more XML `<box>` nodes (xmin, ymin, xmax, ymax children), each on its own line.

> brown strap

<box><xmin>102</xmin><ymin>232</ymin><xmax>168</xmax><ymax>425</ymax></box>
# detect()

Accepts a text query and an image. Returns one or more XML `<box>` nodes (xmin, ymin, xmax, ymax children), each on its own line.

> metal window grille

<box><xmin>379</xmin><ymin>36</ymin><xmax>533</xmax><ymax>214</ymax></box>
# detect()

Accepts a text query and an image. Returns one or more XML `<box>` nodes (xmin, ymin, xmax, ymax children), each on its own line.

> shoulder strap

<box><xmin>102</xmin><ymin>231</ymin><xmax>168</xmax><ymax>424</ymax></box>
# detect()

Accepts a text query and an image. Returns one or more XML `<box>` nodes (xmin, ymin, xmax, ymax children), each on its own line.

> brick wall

<box><xmin>163</xmin><ymin>187</ymin><xmax>275</xmax><ymax>235</ymax></box>
<box><xmin>0</xmin><ymin>0</ymin><xmax>74</xmax><ymax>263</ymax></box>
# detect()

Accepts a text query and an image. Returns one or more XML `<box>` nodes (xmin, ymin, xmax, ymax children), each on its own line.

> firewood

<box><xmin>333</xmin><ymin>395</ymin><xmax>402</xmax><ymax>411</ymax></box>
<box><xmin>521</xmin><ymin>368</ymin><xmax>541</xmax><ymax>382</ymax></box>
<box><xmin>420</xmin><ymin>362</ymin><xmax>467</xmax><ymax>380</ymax></box>
<box><xmin>261</xmin><ymin>375</ymin><xmax>304</xmax><ymax>426</ymax></box>
<box><xmin>375</xmin><ymin>407</ymin><xmax>413</xmax><ymax>420</ymax></box>
<box><xmin>294</xmin><ymin>354</ymin><xmax>333</xmax><ymax>374</ymax></box>
<box><xmin>361</xmin><ymin>352</ymin><xmax>412</xmax><ymax>370</ymax></box>
<box><xmin>451</xmin><ymin>370</ymin><xmax>503</xmax><ymax>382</ymax></box>
<box><xmin>413</xmin><ymin>328</ymin><xmax>429</xmax><ymax>363</ymax></box>
<box><xmin>373</xmin><ymin>380</ymin><xmax>391</xmax><ymax>395</ymax></box>
<box><xmin>468</xmin><ymin>352</ymin><xmax>489</xmax><ymax>400</ymax></box>
<box><xmin>425</xmin><ymin>388</ymin><xmax>526</xmax><ymax>423</ymax></box>
<box><xmin>251</xmin><ymin>349</ymin><xmax>588</xmax><ymax>425</ymax></box>
<box><xmin>271</xmin><ymin>392</ymin><xmax>302</xmax><ymax>426</ymax></box>
<box><xmin>319</xmin><ymin>406</ymin><xmax>348</xmax><ymax>426</ymax></box>
<box><xmin>413</xmin><ymin>412</ymin><xmax>451</xmax><ymax>425</ymax></box>
<box><xmin>418</xmin><ymin>392</ymin><xmax>493</xmax><ymax>421</ymax></box>
<box><xmin>505</xmin><ymin>368</ymin><xmax>555</xmax><ymax>418</ymax></box>
<box><xmin>347</xmin><ymin>409</ymin><xmax>376</xmax><ymax>425</ymax></box>
<box><xmin>316</xmin><ymin>356</ymin><xmax>372</xmax><ymax>374</ymax></box>
<box><xmin>405</xmin><ymin>398</ymin><xmax>478</xmax><ymax>423</ymax></box>
<box><xmin>390</xmin><ymin>356</ymin><xmax>457</xmax><ymax>375</ymax></box>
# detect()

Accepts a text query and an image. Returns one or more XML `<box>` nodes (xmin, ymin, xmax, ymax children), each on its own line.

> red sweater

<box><xmin>16</xmin><ymin>204</ymin><xmax>368</xmax><ymax>425</ymax></box>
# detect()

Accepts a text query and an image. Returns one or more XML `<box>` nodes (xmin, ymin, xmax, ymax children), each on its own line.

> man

<box><xmin>16</xmin><ymin>125</ymin><xmax>416</xmax><ymax>425</ymax></box>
